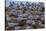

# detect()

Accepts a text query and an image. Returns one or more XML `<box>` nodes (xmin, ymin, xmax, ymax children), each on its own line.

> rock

<box><xmin>16</xmin><ymin>17</ymin><xmax>24</xmax><ymax>22</ymax></box>
<box><xmin>8</xmin><ymin>23</ymin><xmax>18</xmax><ymax>27</ymax></box>
<box><xmin>26</xmin><ymin>26</ymin><xmax>31</xmax><ymax>29</ymax></box>
<box><xmin>15</xmin><ymin>26</ymin><xmax>21</xmax><ymax>30</ymax></box>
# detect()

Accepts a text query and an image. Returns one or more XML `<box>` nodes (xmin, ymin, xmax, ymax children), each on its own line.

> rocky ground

<box><xmin>5</xmin><ymin>2</ymin><xmax>45</xmax><ymax>30</ymax></box>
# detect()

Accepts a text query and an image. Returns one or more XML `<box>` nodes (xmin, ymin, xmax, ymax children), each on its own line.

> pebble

<box><xmin>6</xmin><ymin>2</ymin><xmax>45</xmax><ymax>30</ymax></box>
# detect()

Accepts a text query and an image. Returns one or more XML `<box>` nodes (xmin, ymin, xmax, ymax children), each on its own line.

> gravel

<box><xmin>5</xmin><ymin>2</ymin><xmax>45</xmax><ymax>30</ymax></box>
